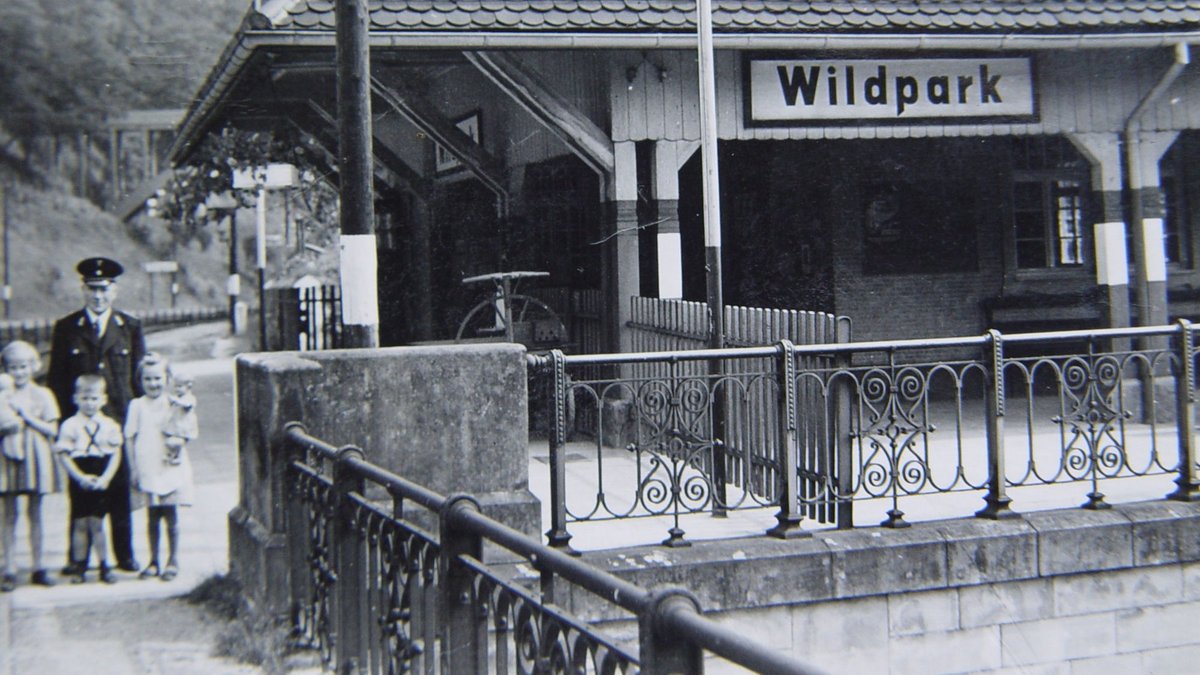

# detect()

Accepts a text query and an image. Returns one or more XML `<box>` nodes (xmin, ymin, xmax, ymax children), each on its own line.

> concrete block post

<box><xmin>231</xmin><ymin>344</ymin><xmax>541</xmax><ymax>618</ymax></box>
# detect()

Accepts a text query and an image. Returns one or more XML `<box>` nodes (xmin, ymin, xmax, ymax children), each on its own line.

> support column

<box><xmin>605</xmin><ymin>141</ymin><xmax>640</xmax><ymax>352</ymax></box>
<box><xmin>1127</xmin><ymin>131</ymin><xmax>1178</xmax><ymax>328</ymax></box>
<box><xmin>336</xmin><ymin>0</ymin><xmax>380</xmax><ymax>348</ymax></box>
<box><xmin>410</xmin><ymin>196</ymin><xmax>435</xmax><ymax>341</ymax></box>
<box><xmin>653</xmin><ymin>141</ymin><xmax>684</xmax><ymax>299</ymax></box>
<box><xmin>1068</xmin><ymin>132</ymin><xmax>1130</xmax><ymax>331</ymax></box>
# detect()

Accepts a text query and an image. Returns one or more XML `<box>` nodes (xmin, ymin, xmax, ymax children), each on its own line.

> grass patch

<box><xmin>185</xmin><ymin>573</ymin><xmax>313</xmax><ymax>674</ymax></box>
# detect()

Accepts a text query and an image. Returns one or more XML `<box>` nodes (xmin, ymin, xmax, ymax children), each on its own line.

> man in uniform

<box><xmin>48</xmin><ymin>257</ymin><xmax>144</xmax><ymax>574</ymax></box>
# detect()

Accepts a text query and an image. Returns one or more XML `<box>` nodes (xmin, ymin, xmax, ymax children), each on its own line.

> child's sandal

<box><xmin>99</xmin><ymin>565</ymin><xmax>117</xmax><ymax>585</ymax></box>
<box><xmin>139</xmin><ymin>563</ymin><xmax>160</xmax><ymax>580</ymax></box>
<box><xmin>161</xmin><ymin>564</ymin><xmax>178</xmax><ymax>582</ymax></box>
<box><xmin>0</xmin><ymin>573</ymin><xmax>16</xmax><ymax>592</ymax></box>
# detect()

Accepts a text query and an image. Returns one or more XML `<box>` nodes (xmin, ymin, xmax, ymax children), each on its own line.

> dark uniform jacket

<box><xmin>48</xmin><ymin>309</ymin><xmax>145</xmax><ymax>421</ymax></box>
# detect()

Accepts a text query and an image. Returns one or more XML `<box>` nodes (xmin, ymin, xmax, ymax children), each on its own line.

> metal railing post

<box><xmin>333</xmin><ymin>446</ymin><xmax>367</xmax><ymax>674</ymax></box>
<box><xmin>977</xmin><ymin>330</ymin><xmax>1017</xmax><ymax>520</ymax></box>
<box><xmin>544</xmin><ymin>350</ymin><xmax>576</xmax><ymax>552</ymax></box>
<box><xmin>284</xmin><ymin>422</ymin><xmax>312</xmax><ymax>639</ymax></box>
<box><xmin>639</xmin><ymin>588</ymin><xmax>704</xmax><ymax>674</ymax></box>
<box><xmin>767</xmin><ymin>340</ymin><xmax>807</xmax><ymax>538</ymax></box>
<box><xmin>439</xmin><ymin>495</ymin><xmax>487</xmax><ymax>675</ymax></box>
<box><xmin>833</xmin><ymin>322</ymin><xmax>854</xmax><ymax>528</ymax></box>
<box><xmin>1170</xmin><ymin>319</ymin><xmax>1200</xmax><ymax>501</ymax></box>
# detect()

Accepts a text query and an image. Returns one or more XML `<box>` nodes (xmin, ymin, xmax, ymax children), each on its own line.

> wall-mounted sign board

<box><xmin>745</xmin><ymin>55</ymin><xmax>1037</xmax><ymax>126</ymax></box>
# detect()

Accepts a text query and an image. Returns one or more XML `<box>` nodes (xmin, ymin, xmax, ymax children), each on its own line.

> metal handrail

<box><xmin>284</xmin><ymin>423</ymin><xmax>825</xmax><ymax>674</ymax></box>
<box><xmin>529</xmin><ymin>323</ymin><xmax>1185</xmax><ymax>368</ymax></box>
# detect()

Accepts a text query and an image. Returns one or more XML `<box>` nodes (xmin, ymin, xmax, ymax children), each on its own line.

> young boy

<box><xmin>55</xmin><ymin>375</ymin><xmax>123</xmax><ymax>584</ymax></box>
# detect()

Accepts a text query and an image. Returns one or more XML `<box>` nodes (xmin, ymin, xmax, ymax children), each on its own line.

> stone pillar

<box><xmin>653</xmin><ymin>141</ymin><xmax>685</xmax><ymax>299</ymax></box>
<box><xmin>606</xmin><ymin>141</ymin><xmax>640</xmax><ymax>352</ymax></box>
<box><xmin>1068</xmin><ymin>133</ymin><xmax>1129</xmax><ymax>330</ymax></box>
<box><xmin>231</xmin><ymin>344</ymin><xmax>540</xmax><ymax>616</ymax></box>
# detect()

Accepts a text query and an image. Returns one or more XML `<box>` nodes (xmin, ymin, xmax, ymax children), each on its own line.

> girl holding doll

<box><xmin>0</xmin><ymin>341</ymin><xmax>61</xmax><ymax>591</ymax></box>
<box><xmin>125</xmin><ymin>353</ymin><xmax>194</xmax><ymax>581</ymax></box>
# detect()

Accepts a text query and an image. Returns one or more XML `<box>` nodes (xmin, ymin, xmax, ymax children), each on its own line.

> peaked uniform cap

<box><xmin>77</xmin><ymin>257</ymin><xmax>124</xmax><ymax>287</ymax></box>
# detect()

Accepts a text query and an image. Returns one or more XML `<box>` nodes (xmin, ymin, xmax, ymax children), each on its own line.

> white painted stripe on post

<box><xmin>1143</xmin><ymin>217</ymin><xmax>1167</xmax><ymax>282</ymax></box>
<box><xmin>339</xmin><ymin>234</ymin><xmax>379</xmax><ymax>325</ymax></box>
<box><xmin>657</xmin><ymin>232</ymin><xmax>683</xmax><ymax>299</ymax></box>
<box><xmin>1094</xmin><ymin>221</ymin><xmax>1128</xmax><ymax>286</ymax></box>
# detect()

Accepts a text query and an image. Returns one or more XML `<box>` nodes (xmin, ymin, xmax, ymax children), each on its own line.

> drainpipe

<box><xmin>1125</xmin><ymin>42</ymin><xmax>1190</xmax><ymax>329</ymax></box>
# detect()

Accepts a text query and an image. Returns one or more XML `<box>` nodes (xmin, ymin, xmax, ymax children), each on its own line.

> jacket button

<box><xmin>98</xmin><ymin>363</ymin><xmax>105</xmax><ymax>370</ymax></box>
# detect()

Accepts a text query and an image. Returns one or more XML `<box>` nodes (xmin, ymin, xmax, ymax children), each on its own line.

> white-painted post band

<box><xmin>1142</xmin><ymin>217</ymin><xmax>1167</xmax><ymax>282</ymax></box>
<box><xmin>339</xmin><ymin>234</ymin><xmax>379</xmax><ymax>325</ymax></box>
<box><xmin>255</xmin><ymin>188</ymin><xmax>267</xmax><ymax>269</ymax></box>
<box><xmin>657</xmin><ymin>232</ymin><xmax>683</xmax><ymax>299</ymax></box>
<box><xmin>1094</xmin><ymin>221</ymin><xmax>1129</xmax><ymax>286</ymax></box>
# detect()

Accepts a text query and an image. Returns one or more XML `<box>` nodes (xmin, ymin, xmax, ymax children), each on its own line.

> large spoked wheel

<box><xmin>455</xmin><ymin>293</ymin><xmax>567</xmax><ymax>348</ymax></box>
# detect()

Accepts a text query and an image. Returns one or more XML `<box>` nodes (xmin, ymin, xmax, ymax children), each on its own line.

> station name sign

<box><xmin>746</xmin><ymin>56</ymin><xmax>1036</xmax><ymax>125</ymax></box>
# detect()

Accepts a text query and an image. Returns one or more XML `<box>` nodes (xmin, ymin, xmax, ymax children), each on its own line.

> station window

<box><xmin>1010</xmin><ymin>137</ymin><xmax>1091</xmax><ymax>271</ymax></box>
<box><xmin>1012</xmin><ymin>176</ymin><xmax>1087</xmax><ymax>269</ymax></box>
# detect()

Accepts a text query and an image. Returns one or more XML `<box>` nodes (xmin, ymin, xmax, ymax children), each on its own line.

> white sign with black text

<box><xmin>747</xmin><ymin>56</ymin><xmax>1036</xmax><ymax>124</ymax></box>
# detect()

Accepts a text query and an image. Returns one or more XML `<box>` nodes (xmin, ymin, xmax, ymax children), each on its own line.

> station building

<box><xmin>170</xmin><ymin>0</ymin><xmax>1200</xmax><ymax>347</ymax></box>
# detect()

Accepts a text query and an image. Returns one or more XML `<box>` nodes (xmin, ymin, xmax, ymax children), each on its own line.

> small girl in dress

<box><xmin>126</xmin><ymin>353</ymin><xmax>194</xmax><ymax>582</ymax></box>
<box><xmin>0</xmin><ymin>338</ymin><xmax>61</xmax><ymax>586</ymax></box>
<box><xmin>0</xmin><ymin>342</ymin><xmax>61</xmax><ymax>591</ymax></box>
<box><xmin>55</xmin><ymin>374</ymin><xmax>120</xmax><ymax>584</ymax></box>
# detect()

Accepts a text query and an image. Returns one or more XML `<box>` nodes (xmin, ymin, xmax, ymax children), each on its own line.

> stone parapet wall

<box><xmin>230</xmin><ymin>344</ymin><xmax>540</xmax><ymax>615</ymax></box>
<box><xmin>559</xmin><ymin>500</ymin><xmax>1200</xmax><ymax>672</ymax></box>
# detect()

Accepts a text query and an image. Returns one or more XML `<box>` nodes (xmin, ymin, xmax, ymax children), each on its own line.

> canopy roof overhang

<box><xmin>170</xmin><ymin>0</ymin><xmax>1200</xmax><ymax>164</ymax></box>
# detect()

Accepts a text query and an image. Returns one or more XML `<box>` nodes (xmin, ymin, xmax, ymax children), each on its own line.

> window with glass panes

<box><xmin>1011</xmin><ymin>137</ymin><xmax>1090</xmax><ymax>270</ymax></box>
<box><xmin>1013</xmin><ymin>176</ymin><xmax>1086</xmax><ymax>268</ymax></box>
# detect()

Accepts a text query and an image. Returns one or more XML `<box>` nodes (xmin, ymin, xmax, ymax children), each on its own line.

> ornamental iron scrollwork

<box><xmin>464</xmin><ymin>557</ymin><xmax>637</xmax><ymax>675</ymax></box>
<box><xmin>290</xmin><ymin>464</ymin><xmax>337</xmax><ymax>667</ymax></box>
<box><xmin>1050</xmin><ymin>353</ymin><xmax>1132</xmax><ymax>509</ymax></box>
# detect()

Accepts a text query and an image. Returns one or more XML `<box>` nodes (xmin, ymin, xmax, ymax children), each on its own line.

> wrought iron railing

<box><xmin>284</xmin><ymin>424</ymin><xmax>823</xmax><ymax>675</ymax></box>
<box><xmin>529</xmin><ymin>322</ymin><xmax>1200</xmax><ymax>548</ymax></box>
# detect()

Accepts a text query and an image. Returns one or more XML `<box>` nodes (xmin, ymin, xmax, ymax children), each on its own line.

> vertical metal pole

<box><xmin>639</xmin><ymin>589</ymin><xmax>704</xmax><ymax>674</ymax></box>
<box><xmin>768</xmin><ymin>340</ymin><xmax>807</xmax><ymax>538</ymax></box>
<box><xmin>0</xmin><ymin>181</ymin><xmax>9</xmax><ymax>318</ymax></box>
<box><xmin>1170</xmin><ymin>319</ymin><xmax>1200</xmax><ymax>501</ymax></box>
<box><xmin>976</xmin><ymin>330</ymin><xmax>1017</xmax><ymax>519</ymax></box>
<box><xmin>696</xmin><ymin>0</ymin><xmax>727</xmax><ymax>510</ymax></box>
<box><xmin>439</xmin><ymin>496</ymin><xmax>486</xmax><ymax>674</ymax></box>
<box><xmin>229</xmin><ymin>210</ymin><xmax>240</xmax><ymax>333</ymax></box>
<box><xmin>336</xmin><ymin>0</ymin><xmax>380</xmax><ymax>348</ymax></box>
<box><xmin>333</xmin><ymin>447</ymin><xmax>367</xmax><ymax>674</ymax></box>
<box><xmin>545</xmin><ymin>350</ymin><xmax>575</xmax><ymax>551</ymax></box>
<box><xmin>283</xmin><ymin>424</ymin><xmax>313</xmax><ymax>641</ymax></box>
<box><xmin>257</xmin><ymin>189</ymin><xmax>268</xmax><ymax>351</ymax></box>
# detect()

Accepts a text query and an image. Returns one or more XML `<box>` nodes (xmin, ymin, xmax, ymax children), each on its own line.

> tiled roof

<box><xmin>274</xmin><ymin>1</ymin><xmax>1200</xmax><ymax>34</ymax></box>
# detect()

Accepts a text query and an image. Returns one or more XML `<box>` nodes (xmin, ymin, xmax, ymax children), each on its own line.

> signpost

<box><xmin>205</xmin><ymin>192</ymin><xmax>240</xmax><ymax>333</ymax></box>
<box><xmin>143</xmin><ymin>260</ymin><xmax>179</xmax><ymax>308</ymax></box>
<box><xmin>233</xmin><ymin>164</ymin><xmax>297</xmax><ymax>350</ymax></box>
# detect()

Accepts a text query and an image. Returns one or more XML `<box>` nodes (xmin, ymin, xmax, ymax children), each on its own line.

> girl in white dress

<box><xmin>125</xmin><ymin>353</ymin><xmax>194</xmax><ymax>581</ymax></box>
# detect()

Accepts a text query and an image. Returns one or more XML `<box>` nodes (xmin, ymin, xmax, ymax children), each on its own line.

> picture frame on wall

<box><xmin>435</xmin><ymin>110</ymin><xmax>481</xmax><ymax>174</ymax></box>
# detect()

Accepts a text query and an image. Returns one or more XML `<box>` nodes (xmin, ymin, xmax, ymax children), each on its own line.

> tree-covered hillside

<box><xmin>0</xmin><ymin>0</ymin><xmax>247</xmax><ymax>170</ymax></box>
